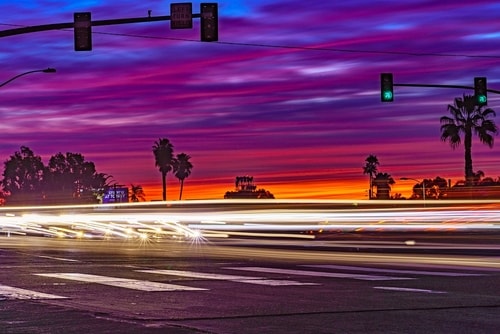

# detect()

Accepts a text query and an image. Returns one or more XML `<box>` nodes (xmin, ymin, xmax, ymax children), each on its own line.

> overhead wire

<box><xmin>2</xmin><ymin>22</ymin><xmax>500</xmax><ymax>59</ymax></box>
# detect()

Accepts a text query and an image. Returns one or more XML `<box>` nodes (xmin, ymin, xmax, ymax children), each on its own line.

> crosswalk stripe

<box><xmin>137</xmin><ymin>269</ymin><xmax>318</xmax><ymax>286</ymax></box>
<box><xmin>303</xmin><ymin>264</ymin><xmax>485</xmax><ymax>277</ymax></box>
<box><xmin>0</xmin><ymin>284</ymin><xmax>67</xmax><ymax>300</ymax></box>
<box><xmin>34</xmin><ymin>273</ymin><xmax>207</xmax><ymax>291</ymax></box>
<box><xmin>226</xmin><ymin>267</ymin><xmax>414</xmax><ymax>281</ymax></box>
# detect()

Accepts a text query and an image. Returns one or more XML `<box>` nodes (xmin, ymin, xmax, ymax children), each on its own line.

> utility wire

<box><xmin>88</xmin><ymin>30</ymin><xmax>500</xmax><ymax>59</ymax></box>
<box><xmin>2</xmin><ymin>22</ymin><xmax>500</xmax><ymax>59</ymax></box>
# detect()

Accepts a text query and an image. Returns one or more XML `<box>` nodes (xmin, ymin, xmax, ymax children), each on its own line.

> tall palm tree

<box><xmin>440</xmin><ymin>94</ymin><xmax>498</xmax><ymax>186</ymax></box>
<box><xmin>363</xmin><ymin>154</ymin><xmax>379</xmax><ymax>199</ymax></box>
<box><xmin>173</xmin><ymin>153</ymin><xmax>193</xmax><ymax>200</ymax></box>
<box><xmin>129</xmin><ymin>184</ymin><xmax>146</xmax><ymax>202</ymax></box>
<box><xmin>152</xmin><ymin>138</ymin><xmax>174</xmax><ymax>201</ymax></box>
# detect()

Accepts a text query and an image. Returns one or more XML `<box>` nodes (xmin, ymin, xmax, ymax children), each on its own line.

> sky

<box><xmin>1</xmin><ymin>1</ymin><xmax>500</xmax><ymax>201</ymax></box>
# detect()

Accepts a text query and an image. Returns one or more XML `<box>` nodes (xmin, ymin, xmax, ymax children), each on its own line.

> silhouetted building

<box><xmin>224</xmin><ymin>176</ymin><xmax>275</xmax><ymax>199</ymax></box>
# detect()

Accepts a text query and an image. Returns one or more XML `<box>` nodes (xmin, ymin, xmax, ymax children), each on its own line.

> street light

<box><xmin>400</xmin><ymin>177</ymin><xmax>426</xmax><ymax>204</ymax></box>
<box><xmin>0</xmin><ymin>68</ymin><xmax>56</xmax><ymax>88</ymax></box>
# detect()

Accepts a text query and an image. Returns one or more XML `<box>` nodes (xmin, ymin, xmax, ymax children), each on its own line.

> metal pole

<box><xmin>0</xmin><ymin>14</ymin><xmax>202</xmax><ymax>39</ymax></box>
<box><xmin>400</xmin><ymin>177</ymin><xmax>425</xmax><ymax>206</ymax></box>
<box><xmin>395</xmin><ymin>83</ymin><xmax>500</xmax><ymax>95</ymax></box>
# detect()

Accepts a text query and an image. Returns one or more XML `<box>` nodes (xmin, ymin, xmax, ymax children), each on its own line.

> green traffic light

<box><xmin>478</xmin><ymin>95</ymin><xmax>487</xmax><ymax>105</ymax></box>
<box><xmin>382</xmin><ymin>90</ymin><xmax>393</xmax><ymax>101</ymax></box>
<box><xmin>380</xmin><ymin>73</ymin><xmax>394</xmax><ymax>102</ymax></box>
<box><xmin>474</xmin><ymin>77</ymin><xmax>487</xmax><ymax>106</ymax></box>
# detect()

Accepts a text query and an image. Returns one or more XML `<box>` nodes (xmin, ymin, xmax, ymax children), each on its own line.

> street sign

<box><xmin>170</xmin><ymin>3</ymin><xmax>193</xmax><ymax>29</ymax></box>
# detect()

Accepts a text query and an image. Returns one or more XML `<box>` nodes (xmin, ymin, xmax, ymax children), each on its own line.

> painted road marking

<box><xmin>36</xmin><ymin>255</ymin><xmax>80</xmax><ymax>262</ymax></box>
<box><xmin>226</xmin><ymin>267</ymin><xmax>414</xmax><ymax>281</ymax></box>
<box><xmin>374</xmin><ymin>286</ymin><xmax>447</xmax><ymax>294</ymax></box>
<box><xmin>0</xmin><ymin>284</ymin><xmax>67</xmax><ymax>300</ymax></box>
<box><xmin>34</xmin><ymin>273</ymin><xmax>207</xmax><ymax>291</ymax></box>
<box><xmin>303</xmin><ymin>264</ymin><xmax>485</xmax><ymax>277</ymax></box>
<box><xmin>138</xmin><ymin>269</ymin><xmax>318</xmax><ymax>286</ymax></box>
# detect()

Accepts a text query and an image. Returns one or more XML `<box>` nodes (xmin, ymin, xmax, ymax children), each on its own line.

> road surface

<box><xmin>0</xmin><ymin>236</ymin><xmax>499</xmax><ymax>333</ymax></box>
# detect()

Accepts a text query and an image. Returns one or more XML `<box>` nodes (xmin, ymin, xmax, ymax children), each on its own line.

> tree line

<box><xmin>364</xmin><ymin>94</ymin><xmax>498</xmax><ymax>199</ymax></box>
<box><xmin>0</xmin><ymin>137</ymin><xmax>193</xmax><ymax>206</ymax></box>
<box><xmin>0</xmin><ymin>146</ymin><xmax>111</xmax><ymax>205</ymax></box>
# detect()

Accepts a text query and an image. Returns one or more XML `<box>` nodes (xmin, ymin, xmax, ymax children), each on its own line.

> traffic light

<box><xmin>380</xmin><ymin>73</ymin><xmax>394</xmax><ymax>102</ymax></box>
<box><xmin>474</xmin><ymin>77</ymin><xmax>487</xmax><ymax>106</ymax></box>
<box><xmin>74</xmin><ymin>12</ymin><xmax>92</xmax><ymax>51</ymax></box>
<box><xmin>200</xmin><ymin>3</ymin><xmax>218</xmax><ymax>42</ymax></box>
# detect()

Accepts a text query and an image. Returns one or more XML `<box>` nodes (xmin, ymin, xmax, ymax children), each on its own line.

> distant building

<box><xmin>224</xmin><ymin>176</ymin><xmax>275</xmax><ymax>199</ymax></box>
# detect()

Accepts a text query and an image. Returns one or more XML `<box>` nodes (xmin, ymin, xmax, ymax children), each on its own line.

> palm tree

<box><xmin>152</xmin><ymin>138</ymin><xmax>174</xmax><ymax>201</ymax></box>
<box><xmin>440</xmin><ymin>94</ymin><xmax>498</xmax><ymax>186</ymax></box>
<box><xmin>372</xmin><ymin>172</ymin><xmax>395</xmax><ymax>199</ymax></box>
<box><xmin>129</xmin><ymin>184</ymin><xmax>146</xmax><ymax>202</ymax></box>
<box><xmin>472</xmin><ymin>170</ymin><xmax>485</xmax><ymax>185</ymax></box>
<box><xmin>363</xmin><ymin>154</ymin><xmax>379</xmax><ymax>199</ymax></box>
<box><xmin>173</xmin><ymin>153</ymin><xmax>193</xmax><ymax>200</ymax></box>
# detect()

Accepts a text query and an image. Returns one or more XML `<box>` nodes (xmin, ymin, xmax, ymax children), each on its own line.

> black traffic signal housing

<box><xmin>380</xmin><ymin>73</ymin><xmax>394</xmax><ymax>102</ymax></box>
<box><xmin>74</xmin><ymin>12</ymin><xmax>92</xmax><ymax>51</ymax></box>
<box><xmin>200</xmin><ymin>3</ymin><xmax>218</xmax><ymax>42</ymax></box>
<box><xmin>474</xmin><ymin>77</ymin><xmax>487</xmax><ymax>106</ymax></box>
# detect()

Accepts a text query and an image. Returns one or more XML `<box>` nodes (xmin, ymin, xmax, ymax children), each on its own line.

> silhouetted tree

<box><xmin>1</xmin><ymin>146</ymin><xmax>45</xmax><ymax>205</ymax></box>
<box><xmin>409</xmin><ymin>177</ymin><xmax>448</xmax><ymax>200</ymax></box>
<box><xmin>129</xmin><ymin>184</ymin><xmax>146</xmax><ymax>202</ymax></box>
<box><xmin>363</xmin><ymin>155</ymin><xmax>379</xmax><ymax>199</ymax></box>
<box><xmin>427</xmin><ymin>176</ymin><xmax>448</xmax><ymax>199</ymax></box>
<box><xmin>1</xmin><ymin>147</ymin><xmax>110</xmax><ymax>205</ymax></box>
<box><xmin>478</xmin><ymin>176</ymin><xmax>496</xmax><ymax>186</ymax></box>
<box><xmin>440</xmin><ymin>94</ymin><xmax>498</xmax><ymax>186</ymax></box>
<box><xmin>44</xmin><ymin>152</ymin><xmax>111</xmax><ymax>204</ymax></box>
<box><xmin>372</xmin><ymin>172</ymin><xmax>395</xmax><ymax>199</ymax></box>
<box><xmin>0</xmin><ymin>190</ymin><xmax>5</xmax><ymax>206</ymax></box>
<box><xmin>173</xmin><ymin>153</ymin><xmax>193</xmax><ymax>200</ymax></box>
<box><xmin>471</xmin><ymin>170</ymin><xmax>485</xmax><ymax>185</ymax></box>
<box><xmin>152</xmin><ymin>138</ymin><xmax>174</xmax><ymax>201</ymax></box>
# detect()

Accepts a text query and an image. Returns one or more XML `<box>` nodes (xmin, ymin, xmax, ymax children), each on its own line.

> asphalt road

<box><xmin>0</xmin><ymin>236</ymin><xmax>499</xmax><ymax>333</ymax></box>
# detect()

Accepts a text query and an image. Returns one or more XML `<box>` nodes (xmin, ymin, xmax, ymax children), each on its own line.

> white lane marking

<box><xmin>304</xmin><ymin>264</ymin><xmax>485</xmax><ymax>277</ymax></box>
<box><xmin>226</xmin><ymin>267</ymin><xmax>414</xmax><ymax>281</ymax></box>
<box><xmin>374</xmin><ymin>286</ymin><xmax>447</xmax><ymax>294</ymax></box>
<box><xmin>0</xmin><ymin>284</ymin><xmax>67</xmax><ymax>300</ymax></box>
<box><xmin>36</xmin><ymin>255</ymin><xmax>80</xmax><ymax>262</ymax></box>
<box><xmin>34</xmin><ymin>273</ymin><xmax>206</xmax><ymax>291</ymax></box>
<box><xmin>236</xmin><ymin>279</ymin><xmax>315</xmax><ymax>286</ymax></box>
<box><xmin>138</xmin><ymin>269</ymin><xmax>318</xmax><ymax>286</ymax></box>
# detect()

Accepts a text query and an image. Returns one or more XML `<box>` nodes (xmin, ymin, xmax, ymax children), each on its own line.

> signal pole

<box><xmin>380</xmin><ymin>73</ymin><xmax>500</xmax><ymax>103</ymax></box>
<box><xmin>0</xmin><ymin>3</ymin><xmax>219</xmax><ymax>49</ymax></box>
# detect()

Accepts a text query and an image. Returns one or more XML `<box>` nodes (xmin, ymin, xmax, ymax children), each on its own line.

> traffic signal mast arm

<box><xmin>394</xmin><ymin>83</ymin><xmax>500</xmax><ymax>94</ymax></box>
<box><xmin>0</xmin><ymin>14</ymin><xmax>202</xmax><ymax>38</ymax></box>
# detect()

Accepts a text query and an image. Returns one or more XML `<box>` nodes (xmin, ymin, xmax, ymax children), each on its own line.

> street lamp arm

<box><xmin>0</xmin><ymin>68</ymin><xmax>56</xmax><ymax>88</ymax></box>
<box><xmin>400</xmin><ymin>177</ymin><xmax>426</xmax><ymax>203</ymax></box>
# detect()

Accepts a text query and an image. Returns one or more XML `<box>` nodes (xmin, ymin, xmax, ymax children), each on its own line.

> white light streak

<box><xmin>0</xmin><ymin>199</ymin><xmax>499</xmax><ymax>240</ymax></box>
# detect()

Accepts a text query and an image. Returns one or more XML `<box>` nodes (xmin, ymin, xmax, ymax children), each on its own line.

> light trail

<box><xmin>0</xmin><ymin>199</ymin><xmax>499</xmax><ymax>240</ymax></box>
